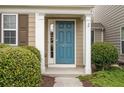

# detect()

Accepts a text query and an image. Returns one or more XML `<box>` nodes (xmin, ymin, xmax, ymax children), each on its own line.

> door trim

<box><xmin>48</xmin><ymin>19</ymin><xmax>76</xmax><ymax>67</ymax></box>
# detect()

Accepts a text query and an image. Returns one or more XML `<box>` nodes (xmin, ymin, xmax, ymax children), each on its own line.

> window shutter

<box><xmin>18</xmin><ymin>14</ymin><xmax>28</xmax><ymax>45</ymax></box>
<box><xmin>0</xmin><ymin>14</ymin><xmax>1</xmax><ymax>43</ymax></box>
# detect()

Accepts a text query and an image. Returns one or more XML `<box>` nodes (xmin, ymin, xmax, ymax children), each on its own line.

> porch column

<box><xmin>83</xmin><ymin>15</ymin><xmax>92</xmax><ymax>74</ymax></box>
<box><xmin>35</xmin><ymin>13</ymin><xmax>45</xmax><ymax>73</ymax></box>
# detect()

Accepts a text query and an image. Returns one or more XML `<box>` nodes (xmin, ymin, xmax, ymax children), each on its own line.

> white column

<box><xmin>83</xmin><ymin>15</ymin><xmax>92</xmax><ymax>74</ymax></box>
<box><xmin>35</xmin><ymin>13</ymin><xmax>45</xmax><ymax>73</ymax></box>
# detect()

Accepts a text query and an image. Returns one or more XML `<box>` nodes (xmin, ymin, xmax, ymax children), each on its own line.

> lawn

<box><xmin>78</xmin><ymin>68</ymin><xmax>124</xmax><ymax>87</ymax></box>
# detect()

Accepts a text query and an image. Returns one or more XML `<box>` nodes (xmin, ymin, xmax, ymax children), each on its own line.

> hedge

<box><xmin>0</xmin><ymin>43</ymin><xmax>10</xmax><ymax>48</ymax></box>
<box><xmin>20</xmin><ymin>46</ymin><xmax>41</xmax><ymax>61</ymax></box>
<box><xmin>0</xmin><ymin>47</ymin><xmax>41</xmax><ymax>87</ymax></box>
<box><xmin>92</xmin><ymin>42</ymin><xmax>118</xmax><ymax>70</ymax></box>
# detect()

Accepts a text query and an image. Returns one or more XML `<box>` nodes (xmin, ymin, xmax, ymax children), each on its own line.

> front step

<box><xmin>43</xmin><ymin>73</ymin><xmax>85</xmax><ymax>77</ymax></box>
<box><xmin>43</xmin><ymin>67</ymin><xmax>85</xmax><ymax>77</ymax></box>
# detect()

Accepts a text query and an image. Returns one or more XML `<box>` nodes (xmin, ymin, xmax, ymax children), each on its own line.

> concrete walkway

<box><xmin>54</xmin><ymin>77</ymin><xmax>83</xmax><ymax>87</ymax></box>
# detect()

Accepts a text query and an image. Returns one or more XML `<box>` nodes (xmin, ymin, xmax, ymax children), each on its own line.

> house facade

<box><xmin>0</xmin><ymin>5</ymin><xmax>94</xmax><ymax>75</ymax></box>
<box><xmin>93</xmin><ymin>5</ymin><xmax>124</xmax><ymax>63</ymax></box>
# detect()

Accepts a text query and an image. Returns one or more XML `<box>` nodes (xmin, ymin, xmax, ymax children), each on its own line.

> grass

<box><xmin>78</xmin><ymin>68</ymin><xmax>124</xmax><ymax>87</ymax></box>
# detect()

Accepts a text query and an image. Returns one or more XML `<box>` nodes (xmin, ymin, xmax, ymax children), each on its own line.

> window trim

<box><xmin>1</xmin><ymin>13</ymin><xmax>18</xmax><ymax>46</ymax></box>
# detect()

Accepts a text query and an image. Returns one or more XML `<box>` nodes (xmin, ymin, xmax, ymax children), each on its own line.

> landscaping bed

<box><xmin>41</xmin><ymin>75</ymin><xmax>55</xmax><ymax>87</ymax></box>
<box><xmin>78</xmin><ymin>68</ymin><xmax>124</xmax><ymax>87</ymax></box>
<box><xmin>81</xmin><ymin>80</ymin><xmax>94</xmax><ymax>87</ymax></box>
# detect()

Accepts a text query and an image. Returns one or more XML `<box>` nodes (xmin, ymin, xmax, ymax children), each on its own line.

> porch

<box><xmin>34</xmin><ymin>6</ymin><xmax>93</xmax><ymax>75</ymax></box>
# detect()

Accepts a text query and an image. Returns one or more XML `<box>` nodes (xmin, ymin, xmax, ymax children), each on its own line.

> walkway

<box><xmin>54</xmin><ymin>77</ymin><xmax>83</xmax><ymax>87</ymax></box>
<box><xmin>43</xmin><ymin>67</ymin><xmax>84</xmax><ymax>87</ymax></box>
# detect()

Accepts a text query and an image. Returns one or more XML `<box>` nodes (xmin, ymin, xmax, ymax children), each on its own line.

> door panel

<box><xmin>56</xmin><ymin>21</ymin><xmax>74</xmax><ymax>64</ymax></box>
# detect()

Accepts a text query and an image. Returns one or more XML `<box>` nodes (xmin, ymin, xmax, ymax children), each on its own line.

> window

<box><xmin>2</xmin><ymin>14</ymin><xmax>18</xmax><ymax>45</ymax></box>
<box><xmin>121</xmin><ymin>27</ymin><xmax>124</xmax><ymax>54</ymax></box>
<box><xmin>48</xmin><ymin>21</ymin><xmax>55</xmax><ymax>64</ymax></box>
<box><xmin>50</xmin><ymin>23</ymin><xmax>54</xmax><ymax>58</ymax></box>
<box><xmin>91</xmin><ymin>30</ymin><xmax>94</xmax><ymax>44</ymax></box>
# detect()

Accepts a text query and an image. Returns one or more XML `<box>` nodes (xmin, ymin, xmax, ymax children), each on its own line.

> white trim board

<box><xmin>48</xmin><ymin>64</ymin><xmax>76</xmax><ymax>68</ymax></box>
<box><xmin>48</xmin><ymin>19</ymin><xmax>76</xmax><ymax>67</ymax></box>
<box><xmin>35</xmin><ymin>13</ymin><xmax>45</xmax><ymax>73</ymax></box>
<box><xmin>0</xmin><ymin>8</ymin><xmax>92</xmax><ymax>15</ymax></box>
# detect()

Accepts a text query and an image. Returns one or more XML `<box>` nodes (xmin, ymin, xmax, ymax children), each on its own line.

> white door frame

<box><xmin>48</xmin><ymin>19</ymin><xmax>76</xmax><ymax>67</ymax></box>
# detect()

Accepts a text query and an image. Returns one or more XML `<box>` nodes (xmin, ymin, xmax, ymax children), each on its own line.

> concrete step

<box><xmin>43</xmin><ymin>67</ymin><xmax>85</xmax><ymax>77</ymax></box>
<box><xmin>44</xmin><ymin>73</ymin><xmax>84</xmax><ymax>77</ymax></box>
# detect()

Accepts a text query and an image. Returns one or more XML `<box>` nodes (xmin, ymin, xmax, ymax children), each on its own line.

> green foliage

<box><xmin>78</xmin><ymin>75</ymin><xmax>92</xmax><ymax>81</ymax></box>
<box><xmin>20</xmin><ymin>46</ymin><xmax>41</xmax><ymax>61</ymax></box>
<box><xmin>92</xmin><ymin>42</ymin><xmax>118</xmax><ymax>70</ymax></box>
<box><xmin>78</xmin><ymin>68</ymin><xmax>124</xmax><ymax>87</ymax></box>
<box><xmin>0</xmin><ymin>43</ymin><xmax>10</xmax><ymax>48</ymax></box>
<box><xmin>0</xmin><ymin>47</ymin><xmax>41</xmax><ymax>87</ymax></box>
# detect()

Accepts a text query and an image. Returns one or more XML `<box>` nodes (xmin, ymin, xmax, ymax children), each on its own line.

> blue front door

<box><xmin>56</xmin><ymin>21</ymin><xmax>74</xmax><ymax>64</ymax></box>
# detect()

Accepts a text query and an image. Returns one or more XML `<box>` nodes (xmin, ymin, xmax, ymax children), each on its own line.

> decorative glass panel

<box><xmin>50</xmin><ymin>23</ymin><xmax>54</xmax><ymax>58</ymax></box>
<box><xmin>3</xmin><ymin>15</ymin><xmax>16</xmax><ymax>29</ymax></box>
<box><xmin>50</xmin><ymin>24</ymin><xmax>54</xmax><ymax>31</ymax></box>
<box><xmin>4</xmin><ymin>31</ymin><xmax>16</xmax><ymax>44</ymax></box>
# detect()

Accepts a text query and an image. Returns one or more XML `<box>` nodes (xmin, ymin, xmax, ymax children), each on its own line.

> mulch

<box><xmin>41</xmin><ymin>75</ymin><xmax>55</xmax><ymax>87</ymax></box>
<box><xmin>81</xmin><ymin>80</ymin><xmax>94</xmax><ymax>87</ymax></box>
<box><xmin>41</xmin><ymin>75</ymin><xmax>94</xmax><ymax>87</ymax></box>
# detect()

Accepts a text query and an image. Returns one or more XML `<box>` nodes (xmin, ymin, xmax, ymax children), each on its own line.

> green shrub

<box><xmin>20</xmin><ymin>46</ymin><xmax>41</xmax><ymax>61</ymax></box>
<box><xmin>0</xmin><ymin>43</ymin><xmax>10</xmax><ymax>48</ymax></box>
<box><xmin>0</xmin><ymin>47</ymin><xmax>41</xmax><ymax>87</ymax></box>
<box><xmin>92</xmin><ymin>42</ymin><xmax>118</xmax><ymax>70</ymax></box>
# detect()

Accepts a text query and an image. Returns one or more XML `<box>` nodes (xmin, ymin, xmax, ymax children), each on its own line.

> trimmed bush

<box><xmin>20</xmin><ymin>46</ymin><xmax>41</xmax><ymax>61</ymax></box>
<box><xmin>0</xmin><ymin>43</ymin><xmax>10</xmax><ymax>48</ymax></box>
<box><xmin>92</xmin><ymin>42</ymin><xmax>118</xmax><ymax>70</ymax></box>
<box><xmin>0</xmin><ymin>47</ymin><xmax>41</xmax><ymax>87</ymax></box>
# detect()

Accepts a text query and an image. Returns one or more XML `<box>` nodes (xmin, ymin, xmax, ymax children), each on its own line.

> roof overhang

<box><xmin>0</xmin><ymin>5</ymin><xmax>94</xmax><ymax>14</ymax></box>
<box><xmin>91</xmin><ymin>23</ymin><xmax>105</xmax><ymax>31</ymax></box>
<box><xmin>0</xmin><ymin>5</ymin><xmax>94</xmax><ymax>9</ymax></box>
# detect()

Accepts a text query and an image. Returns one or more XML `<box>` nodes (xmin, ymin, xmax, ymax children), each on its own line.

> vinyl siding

<box><xmin>45</xmin><ymin>17</ymin><xmax>83</xmax><ymax>66</ymax></box>
<box><xmin>28</xmin><ymin>13</ymin><xmax>35</xmax><ymax>46</ymax></box>
<box><xmin>94</xmin><ymin>5</ymin><xmax>124</xmax><ymax>62</ymax></box>
<box><xmin>94</xmin><ymin>29</ymin><xmax>103</xmax><ymax>42</ymax></box>
<box><xmin>76</xmin><ymin>18</ymin><xmax>83</xmax><ymax>66</ymax></box>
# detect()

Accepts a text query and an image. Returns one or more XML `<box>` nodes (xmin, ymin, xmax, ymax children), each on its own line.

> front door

<box><xmin>56</xmin><ymin>21</ymin><xmax>74</xmax><ymax>64</ymax></box>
